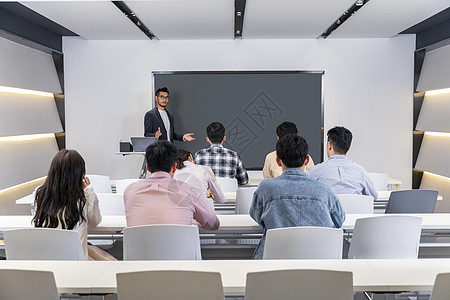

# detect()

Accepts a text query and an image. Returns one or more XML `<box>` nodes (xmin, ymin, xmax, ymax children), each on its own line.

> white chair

<box><xmin>263</xmin><ymin>227</ymin><xmax>343</xmax><ymax>259</ymax></box>
<box><xmin>245</xmin><ymin>269</ymin><xmax>353</xmax><ymax>300</ymax></box>
<box><xmin>367</xmin><ymin>172</ymin><xmax>388</xmax><ymax>191</ymax></box>
<box><xmin>348</xmin><ymin>215</ymin><xmax>422</xmax><ymax>259</ymax></box>
<box><xmin>0</xmin><ymin>269</ymin><xmax>59</xmax><ymax>300</ymax></box>
<box><xmin>115</xmin><ymin>178</ymin><xmax>141</xmax><ymax>194</ymax></box>
<box><xmin>235</xmin><ymin>186</ymin><xmax>257</xmax><ymax>214</ymax></box>
<box><xmin>247</xmin><ymin>170</ymin><xmax>264</xmax><ymax>180</ymax></box>
<box><xmin>430</xmin><ymin>272</ymin><xmax>450</xmax><ymax>300</ymax></box>
<box><xmin>87</xmin><ymin>174</ymin><xmax>112</xmax><ymax>193</ymax></box>
<box><xmin>4</xmin><ymin>228</ymin><xmax>85</xmax><ymax>260</ymax></box>
<box><xmin>216</xmin><ymin>177</ymin><xmax>238</xmax><ymax>192</ymax></box>
<box><xmin>97</xmin><ymin>193</ymin><xmax>125</xmax><ymax>215</ymax></box>
<box><xmin>337</xmin><ymin>194</ymin><xmax>374</xmax><ymax>214</ymax></box>
<box><xmin>117</xmin><ymin>270</ymin><xmax>224</xmax><ymax>300</ymax></box>
<box><xmin>123</xmin><ymin>224</ymin><xmax>202</xmax><ymax>260</ymax></box>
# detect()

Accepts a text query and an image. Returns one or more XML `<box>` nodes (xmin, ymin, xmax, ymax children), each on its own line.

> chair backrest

<box><xmin>123</xmin><ymin>224</ymin><xmax>202</xmax><ymax>260</ymax></box>
<box><xmin>245</xmin><ymin>269</ymin><xmax>353</xmax><ymax>300</ymax></box>
<box><xmin>348</xmin><ymin>215</ymin><xmax>422</xmax><ymax>259</ymax></box>
<box><xmin>4</xmin><ymin>228</ymin><xmax>84</xmax><ymax>260</ymax></box>
<box><xmin>115</xmin><ymin>178</ymin><xmax>141</xmax><ymax>194</ymax></box>
<box><xmin>117</xmin><ymin>270</ymin><xmax>224</xmax><ymax>300</ymax></box>
<box><xmin>216</xmin><ymin>177</ymin><xmax>238</xmax><ymax>192</ymax></box>
<box><xmin>86</xmin><ymin>174</ymin><xmax>112</xmax><ymax>193</ymax></box>
<box><xmin>430</xmin><ymin>272</ymin><xmax>450</xmax><ymax>300</ymax></box>
<box><xmin>367</xmin><ymin>173</ymin><xmax>388</xmax><ymax>191</ymax></box>
<box><xmin>0</xmin><ymin>269</ymin><xmax>59</xmax><ymax>300</ymax></box>
<box><xmin>247</xmin><ymin>170</ymin><xmax>264</xmax><ymax>180</ymax></box>
<box><xmin>263</xmin><ymin>226</ymin><xmax>343</xmax><ymax>259</ymax></box>
<box><xmin>235</xmin><ymin>186</ymin><xmax>258</xmax><ymax>214</ymax></box>
<box><xmin>337</xmin><ymin>194</ymin><xmax>374</xmax><ymax>214</ymax></box>
<box><xmin>97</xmin><ymin>193</ymin><xmax>125</xmax><ymax>215</ymax></box>
<box><xmin>385</xmin><ymin>189</ymin><xmax>438</xmax><ymax>213</ymax></box>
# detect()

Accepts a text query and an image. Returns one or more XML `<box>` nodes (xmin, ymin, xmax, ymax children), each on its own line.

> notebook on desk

<box><xmin>130</xmin><ymin>137</ymin><xmax>157</xmax><ymax>152</ymax></box>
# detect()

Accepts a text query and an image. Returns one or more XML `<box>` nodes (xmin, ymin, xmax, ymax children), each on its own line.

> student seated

<box><xmin>308</xmin><ymin>126</ymin><xmax>378</xmax><ymax>199</ymax></box>
<box><xmin>263</xmin><ymin>121</ymin><xmax>314</xmax><ymax>178</ymax></box>
<box><xmin>195</xmin><ymin>122</ymin><xmax>248</xmax><ymax>185</ymax></box>
<box><xmin>250</xmin><ymin>134</ymin><xmax>345</xmax><ymax>259</ymax></box>
<box><xmin>124</xmin><ymin>140</ymin><xmax>220</xmax><ymax>230</ymax></box>
<box><xmin>174</xmin><ymin>149</ymin><xmax>226</xmax><ymax>204</ymax></box>
<box><xmin>33</xmin><ymin>149</ymin><xmax>115</xmax><ymax>260</ymax></box>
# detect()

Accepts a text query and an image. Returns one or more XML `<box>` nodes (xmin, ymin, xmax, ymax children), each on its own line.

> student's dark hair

<box><xmin>33</xmin><ymin>149</ymin><xmax>87</xmax><ymax>230</ymax></box>
<box><xmin>206</xmin><ymin>122</ymin><xmax>225</xmax><ymax>144</ymax></box>
<box><xmin>155</xmin><ymin>87</ymin><xmax>169</xmax><ymax>97</ymax></box>
<box><xmin>327</xmin><ymin>126</ymin><xmax>352</xmax><ymax>154</ymax></box>
<box><xmin>176</xmin><ymin>149</ymin><xmax>192</xmax><ymax>170</ymax></box>
<box><xmin>276</xmin><ymin>134</ymin><xmax>309</xmax><ymax>168</ymax></box>
<box><xmin>146</xmin><ymin>140</ymin><xmax>177</xmax><ymax>173</ymax></box>
<box><xmin>276</xmin><ymin>122</ymin><xmax>298</xmax><ymax>139</ymax></box>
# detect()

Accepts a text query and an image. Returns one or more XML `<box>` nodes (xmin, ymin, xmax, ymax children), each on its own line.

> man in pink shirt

<box><xmin>124</xmin><ymin>140</ymin><xmax>220</xmax><ymax>230</ymax></box>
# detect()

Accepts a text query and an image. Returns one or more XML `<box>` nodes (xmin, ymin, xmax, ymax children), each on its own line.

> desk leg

<box><xmin>139</xmin><ymin>157</ymin><xmax>147</xmax><ymax>179</ymax></box>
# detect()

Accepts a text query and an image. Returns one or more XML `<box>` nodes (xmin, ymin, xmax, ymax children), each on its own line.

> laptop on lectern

<box><xmin>130</xmin><ymin>137</ymin><xmax>158</xmax><ymax>152</ymax></box>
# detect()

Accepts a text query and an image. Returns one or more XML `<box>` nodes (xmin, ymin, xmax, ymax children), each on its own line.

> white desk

<box><xmin>1</xmin><ymin>259</ymin><xmax>450</xmax><ymax>294</ymax></box>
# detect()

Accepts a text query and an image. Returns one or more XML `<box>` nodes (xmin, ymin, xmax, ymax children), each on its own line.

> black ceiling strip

<box><xmin>318</xmin><ymin>0</ymin><xmax>370</xmax><ymax>39</ymax></box>
<box><xmin>234</xmin><ymin>0</ymin><xmax>246</xmax><ymax>38</ymax></box>
<box><xmin>112</xmin><ymin>1</ymin><xmax>157</xmax><ymax>40</ymax></box>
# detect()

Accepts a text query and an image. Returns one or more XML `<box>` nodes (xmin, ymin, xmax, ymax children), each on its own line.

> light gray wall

<box><xmin>63</xmin><ymin>36</ymin><xmax>414</xmax><ymax>188</ymax></box>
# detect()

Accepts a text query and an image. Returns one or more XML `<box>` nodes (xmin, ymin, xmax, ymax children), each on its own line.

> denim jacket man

<box><xmin>250</xmin><ymin>134</ymin><xmax>345</xmax><ymax>259</ymax></box>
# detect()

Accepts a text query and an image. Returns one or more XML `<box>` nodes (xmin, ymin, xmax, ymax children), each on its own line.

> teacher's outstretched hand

<box><xmin>183</xmin><ymin>133</ymin><xmax>196</xmax><ymax>141</ymax></box>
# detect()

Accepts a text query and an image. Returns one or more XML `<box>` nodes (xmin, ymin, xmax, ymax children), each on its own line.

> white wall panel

<box><xmin>416</xmin><ymin>93</ymin><xmax>450</xmax><ymax>132</ymax></box>
<box><xmin>0</xmin><ymin>135</ymin><xmax>59</xmax><ymax>190</ymax></box>
<box><xmin>416</xmin><ymin>45</ymin><xmax>450</xmax><ymax>92</ymax></box>
<box><xmin>415</xmin><ymin>134</ymin><xmax>450</xmax><ymax>178</ymax></box>
<box><xmin>0</xmin><ymin>92</ymin><xmax>63</xmax><ymax>137</ymax></box>
<box><xmin>0</xmin><ymin>37</ymin><xmax>62</xmax><ymax>93</ymax></box>
<box><xmin>63</xmin><ymin>36</ymin><xmax>414</xmax><ymax>187</ymax></box>
<box><xmin>420</xmin><ymin>172</ymin><xmax>450</xmax><ymax>213</ymax></box>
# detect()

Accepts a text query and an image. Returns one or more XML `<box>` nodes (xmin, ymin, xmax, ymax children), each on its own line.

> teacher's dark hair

<box><xmin>155</xmin><ymin>87</ymin><xmax>169</xmax><ymax>97</ymax></box>
<box><xmin>276</xmin><ymin>122</ymin><xmax>298</xmax><ymax>139</ymax></box>
<box><xmin>146</xmin><ymin>140</ymin><xmax>178</xmax><ymax>173</ymax></box>
<box><xmin>206</xmin><ymin>122</ymin><xmax>225</xmax><ymax>144</ymax></box>
<box><xmin>33</xmin><ymin>149</ymin><xmax>87</xmax><ymax>230</ymax></box>
<box><xmin>176</xmin><ymin>149</ymin><xmax>192</xmax><ymax>170</ymax></box>
<box><xmin>327</xmin><ymin>126</ymin><xmax>352</xmax><ymax>154</ymax></box>
<box><xmin>276</xmin><ymin>134</ymin><xmax>309</xmax><ymax>168</ymax></box>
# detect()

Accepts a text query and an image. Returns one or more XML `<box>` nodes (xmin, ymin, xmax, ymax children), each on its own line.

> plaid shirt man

<box><xmin>195</xmin><ymin>144</ymin><xmax>248</xmax><ymax>185</ymax></box>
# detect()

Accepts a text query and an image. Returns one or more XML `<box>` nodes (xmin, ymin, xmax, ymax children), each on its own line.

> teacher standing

<box><xmin>144</xmin><ymin>87</ymin><xmax>196</xmax><ymax>143</ymax></box>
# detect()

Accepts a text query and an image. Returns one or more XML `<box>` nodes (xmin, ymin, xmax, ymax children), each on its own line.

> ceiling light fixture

<box><xmin>234</xmin><ymin>0</ymin><xmax>246</xmax><ymax>39</ymax></box>
<box><xmin>318</xmin><ymin>0</ymin><xmax>370</xmax><ymax>39</ymax></box>
<box><xmin>112</xmin><ymin>1</ymin><xmax>158</xmax><ymax>40</ymax></box>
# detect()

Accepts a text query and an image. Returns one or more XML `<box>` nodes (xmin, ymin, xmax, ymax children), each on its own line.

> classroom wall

<box><xmin>63</xmin><ymin>36</ymin><xmax>415</xmax><ymax>188</ymax></box>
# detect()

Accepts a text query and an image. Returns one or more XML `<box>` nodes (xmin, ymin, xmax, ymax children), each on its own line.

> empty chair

<box><xmin>123</xmin><ymin>224</ymin><xmax>201</xmax><ymax>260</ymax></box>
<box><xmin>348</xmin><ymin>215</ymin><xmax>422</xmax><ymax>259</ymax></box>
<box><xmin>216</xmin><ymin>177</ymin><xmax>238</xmax><ymax>192</ymax></box>
<box><xmin>263</xmin><ymin>227</ymin><xmax>343</xmax><ymax>259</ymax></box>
<box><xmin>115</xmin><ymin>178</ymin><xmax>141</xmax><ymax>194</ymax></box>
<box><xmin>235</xmin><ymin>186</ymin><xmax>257</xmax><ymax>214</ymax></box>
<box><xmin>0</xmin><ymin>269</ymin><xmax>59</xmax><ymax>300</ymax></box>
<box><xmin>97</xmin><ymin>193</ymin><xmax>125</xmax><ymax>215</ymax></box>
<box><xmin>117</xmin><ymin>270</ymin><xmax>224</xmax><ymax>300</ymax></box>
<box><xmin>86</xmin><ymin>174</ymin><xmax>112</xmax><ymax>193</ymax></box>
<box><xmin>367</xmin><ymin>173</ymin><xmax>388</xmax><ymax>191</ymax></box>
<box><xmin>4</xmin><ymin>228</ymin><xmax>84</xmax><ymax>260</ymax></box>
<box><xmin>430</xmin><ymin>272</ymin><xmax>450</xmax><ymax>300</ymax></box>
<box><xmin>245</xmin><ymin>269</ymin><xmax>353</xmax><ymax>300</ymax></box>
<box><xmin>385</xmin><ymin>189</ymin><xmax>438</xmax><ymax>213</ymax></box>
<box><xmin>337</xmin><ymin>194</ymin><xmax>374</xmax><ymax>214</ymax></box>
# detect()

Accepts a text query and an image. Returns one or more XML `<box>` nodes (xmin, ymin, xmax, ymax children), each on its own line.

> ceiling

<box><xmin>17</xmin><ymin>0</ymin><xmax>450</xmax><ymax>40</ymax></box>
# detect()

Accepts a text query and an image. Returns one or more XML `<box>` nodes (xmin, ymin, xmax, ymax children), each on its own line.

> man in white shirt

<box><xmin>144</xmin><ymin>87</ymin><xmax>195</xmax><ymax>143</ymax></box>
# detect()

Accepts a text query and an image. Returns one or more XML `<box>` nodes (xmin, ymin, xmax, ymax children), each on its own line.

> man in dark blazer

<box><xmin>144</xmin><ymin>87</ymin><xmax>195</xmax><ymax>143</ymax></box>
